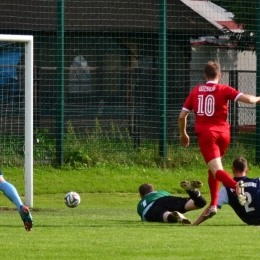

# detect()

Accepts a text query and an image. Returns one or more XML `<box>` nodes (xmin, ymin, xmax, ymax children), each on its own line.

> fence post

<box><xmin>256</xmin><ymin>1</ymin><xmax>260</xmax><ymax>163</ymax></box>
<box><xmin>158</xmin><ymin>0</ymin><xmax>167</xmax><ymax>164</ymax></box>
<box><xmin>56</xmin><ymin>0</ymin><xmax>65</xmax><ymax>166</ymax></box>
<box><xmin>229</xmin><ymin>70</ymin><xmax>238</xmax><ymax>145</ymax></box>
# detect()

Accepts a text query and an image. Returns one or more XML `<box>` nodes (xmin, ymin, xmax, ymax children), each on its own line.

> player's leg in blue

<box><xmin>0</xmin><ymin>174</ymin><xmax>23</xmax><ymax>209</ymax></box>
<box><xmin>19</xmin><ymin>205</ymin><xmax>33</xmax><ymax>231</ymax></box>
<box><xmin>0</xmin><ymin>172</ymin><xmax>33</xmax><ymax>231</ymax></box>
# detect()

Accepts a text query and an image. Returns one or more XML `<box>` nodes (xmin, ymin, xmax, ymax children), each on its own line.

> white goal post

<box><xmin>0</xmin><ymin>34</ymin><xmax>33</xmax><ymax>207</ymax></box>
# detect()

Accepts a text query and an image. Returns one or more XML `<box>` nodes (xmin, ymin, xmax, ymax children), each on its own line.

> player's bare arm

<box><xmin>178</xmin><ymin>110</ymin><xmax>190</xmax><ymax>147</ymax></box>
<box><xmin>237</xmin><ymin>94</ymin><xmax>260</xmax><ymax>104</ymax></box>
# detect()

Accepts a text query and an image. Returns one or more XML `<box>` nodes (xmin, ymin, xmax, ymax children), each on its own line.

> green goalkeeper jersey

<box><xmin>137</xmin><ymin>191</ymin><xmax>171</xmax><ymax>221</ymax></box>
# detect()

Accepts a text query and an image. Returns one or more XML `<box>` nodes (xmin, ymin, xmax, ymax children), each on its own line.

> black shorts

<box><xmin>144</xmin><ymin>196</ymin><xmax>189</xmax><ymax>222</ymax></box>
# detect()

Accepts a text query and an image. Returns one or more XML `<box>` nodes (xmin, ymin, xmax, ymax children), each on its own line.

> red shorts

<box><xmin>197</xmin><ymin>130</ymin><xmax>230</xmax><ymax>163</ymax></box>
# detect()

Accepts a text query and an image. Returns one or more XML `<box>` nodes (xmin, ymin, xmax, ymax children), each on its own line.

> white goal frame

<box><xmin>0</xmin><ymin>35</ymin><xmax>33</xmax><ymax>207</ymax></box>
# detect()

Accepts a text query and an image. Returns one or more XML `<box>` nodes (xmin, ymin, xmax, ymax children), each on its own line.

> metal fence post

<box><xmin>256</xmin><ymin>1</ymin><xmax>260</xmax><ymax>163</ymax></box>
<box><xmin>56</xmin><ymin>0</ymin><xmax>65</xmax><ymax>166</ymax></box>
<box><xmin>159</xmin><ymin>0</ymin><xmax>167</xmax><ymax>164</ymax></box>
<box><xmin>229</xmin><ymin>70</ymin><xmax>238</xmax><ymax>145</ymax></box>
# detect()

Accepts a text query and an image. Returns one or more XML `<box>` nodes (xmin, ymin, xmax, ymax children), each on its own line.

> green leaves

<box><xmin>212</xmin><ymin>0</ymin><xmax>257</xmax><ymax>51</ymax></box>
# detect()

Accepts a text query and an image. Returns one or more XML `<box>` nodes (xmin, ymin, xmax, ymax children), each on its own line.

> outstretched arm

<box><xmin>237</xmin><ymin>94</ymin><xmax>260</xmax><ymax>104</ymax></box>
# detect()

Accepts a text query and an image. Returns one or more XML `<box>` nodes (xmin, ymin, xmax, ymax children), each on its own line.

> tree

<box><xmin>210</xmin><ymin>1</ymin><xmax>256</xmax><ymax>32</ymax></box>
<box><xmin>211</xmin><ymin>0</ymin><xmax>257</xmax><ymax>51</ymax></box>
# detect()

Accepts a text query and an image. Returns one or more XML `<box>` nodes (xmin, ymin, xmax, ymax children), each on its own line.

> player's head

<box><xmin>232</xmin><ymin>157</ymin><xmax>248</xmax><ymax>176</ymax></box>
<box><xmin>204</xmin><ymin>61</ymin><xmax>221</xmax><ymax>81</ymax></box>
<box><xmin>139</xmin><ymin>183</ymin><xmax>154</xmax><ymax>198</ymax></box>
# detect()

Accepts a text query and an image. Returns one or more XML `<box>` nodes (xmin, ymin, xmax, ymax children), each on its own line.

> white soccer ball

<box><xmin>64</xmin><ymin>191</ymin><xmax>81</xmax><ymax>208</ymax></box>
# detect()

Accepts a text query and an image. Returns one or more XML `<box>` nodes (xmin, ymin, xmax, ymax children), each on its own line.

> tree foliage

<box><xmin>211</xmin><ymin>1</ymin><xmax>257</xmax><ymax>32</ymax></box>
<box><xmin>211</xmin><ymin>0</ymin><xmax>257</xmax><ymax>51</ymax></box>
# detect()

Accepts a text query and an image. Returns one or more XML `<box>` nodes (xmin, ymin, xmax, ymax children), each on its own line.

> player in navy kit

<box><xmin>218</xmin><ymin>157</ymin><xmax>260</xmax><ymax>225</ymax></box>
<box><xmin>137</xmin><ymin>181</ymin><xmax>207</xmax><ymax>224</ymax></box>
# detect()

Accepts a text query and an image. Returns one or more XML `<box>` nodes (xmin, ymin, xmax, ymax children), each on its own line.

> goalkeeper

<box><xmin>0</xmin><ymin>172</ymin><xmax>33</xmax><ymax>231</ymax></box>
<box><xmin>137</xmin><ymin>181</ymin><xmax>206</xmax><ymax>224</ymax></box>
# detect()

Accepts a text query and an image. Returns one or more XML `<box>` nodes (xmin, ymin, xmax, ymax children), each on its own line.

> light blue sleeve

<box><xmin>218</xmin><ymin>186</ymin><xmax>229</xmax><ymax>209</ymax></box>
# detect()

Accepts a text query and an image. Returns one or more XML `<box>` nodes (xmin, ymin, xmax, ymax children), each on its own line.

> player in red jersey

<box><xmin>178</xmin><ymin>61</ymin><xmax>260</xmax><ymax>224</ymax></box>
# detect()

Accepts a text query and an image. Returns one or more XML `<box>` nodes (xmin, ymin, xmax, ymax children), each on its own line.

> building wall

<box><xmin>190</xmin><ymin>45</ymin><xmax>256</xmax><ymax>126</ymax></box>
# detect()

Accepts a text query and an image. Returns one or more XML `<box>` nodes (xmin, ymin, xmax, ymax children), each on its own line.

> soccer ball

<box><xmin>64</xmin><ymin>191</ymin><xmax>81</xmax><ymax>208</ymax></box>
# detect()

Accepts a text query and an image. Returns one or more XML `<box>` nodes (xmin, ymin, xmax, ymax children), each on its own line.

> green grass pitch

<box><xmin>0</xmin><ymin>164</ymin><xmax>260</xmax><ymax>259</ymax></box>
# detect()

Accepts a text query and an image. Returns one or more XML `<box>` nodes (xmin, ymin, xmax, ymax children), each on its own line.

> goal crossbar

<box><xmin>0</xmin><ymin>34</ymin><xmax>34</xmax><ymax>207</ymax></box>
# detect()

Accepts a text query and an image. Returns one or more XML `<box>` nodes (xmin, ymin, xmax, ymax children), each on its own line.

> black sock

<box><xmin>167</xmin><ymin>214</ymin><xmax>177</xmax><ymax>223</ymax></box>
<box><xmin>186</xmin><ymin>190</ymin><xmax>207</xmax><ymax>208</ymax></box>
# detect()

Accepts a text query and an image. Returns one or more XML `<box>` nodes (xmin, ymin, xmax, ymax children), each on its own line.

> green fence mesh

<box><xmin>0</xmin><ymin>0</ymin><xmax>259</xmax><ymax>167</ymax></box>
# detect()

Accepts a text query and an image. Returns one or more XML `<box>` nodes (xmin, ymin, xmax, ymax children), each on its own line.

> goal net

<box><xmin>0</xmin><ymin>35</ymin><xmax>33</xmax><ymax>207</ymax></box>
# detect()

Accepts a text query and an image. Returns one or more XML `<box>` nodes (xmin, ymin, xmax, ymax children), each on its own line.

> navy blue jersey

<box><xmin>223</xmin><ymin>177</ymin><xmax>260</xmax><ymax>225</ymax></box>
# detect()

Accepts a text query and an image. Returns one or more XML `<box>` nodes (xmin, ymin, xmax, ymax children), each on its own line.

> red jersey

<box><xmin>182</xmin><ymin>82</ymin><xmax>242</xmax><ymax>134</ymax></box>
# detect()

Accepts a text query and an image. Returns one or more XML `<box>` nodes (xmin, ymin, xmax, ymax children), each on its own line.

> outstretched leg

<box><xmin>0</xmin><ymin>177</ymin><xmax>23</xmax><ymax>210</ymax></box>
<box><xmin>0</xmin><ymin>173</ymin><xmax>33</xmax><ymax>231</ymax></box>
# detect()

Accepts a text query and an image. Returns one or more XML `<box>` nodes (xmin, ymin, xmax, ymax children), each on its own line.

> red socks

<box><xmin>208</xmin><ymin>170</ymin><xmax>220</xmax><ymax>206</ymax></box>
<box><xmin>215</xmin><ymin>169</ymin><xmax>237</xmax><ymax>189</ymax></box>
<box><xmin>208</xmin><ymin>170</ymin><xmax>237</xmax><ymax>207</ymax></box>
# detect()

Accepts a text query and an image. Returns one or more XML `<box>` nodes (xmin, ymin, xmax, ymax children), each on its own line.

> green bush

<box><xmin>0</xmin><ymin>119</ymin><xmax>257</xmax><ymax>169</ymax></box>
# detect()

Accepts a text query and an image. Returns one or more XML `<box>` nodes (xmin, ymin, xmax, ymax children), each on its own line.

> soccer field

<box><xmin>0</xmin><ymin>192</ymin><xmax>258</xmax><ymax>260</ymax></box>
<box><xmin>1</xmin><ymin>0</ymin><xmax>259</xmax><ymax>257</ymax></box>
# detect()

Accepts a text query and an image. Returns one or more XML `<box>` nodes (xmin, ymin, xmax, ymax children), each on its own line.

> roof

<box><xmin>0</xmin><ymin>0</ymin><xmax>220</xmax><ymax>35</ymax></box>
<box><xmin>190</xmin><ymin>36</ymin><xmax>237</xmax><ymax>48</ymax></box>
<box><xmin>180</xmin><ymin>0</ymin><xmax>243</xmax><ymax>33</ymax></box>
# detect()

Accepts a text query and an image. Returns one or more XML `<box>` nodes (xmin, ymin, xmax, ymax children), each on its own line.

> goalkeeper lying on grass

<box><xmin>137</xmin><ymin>181</ymin><xmax>206</xmax><ymax>224</ymax></box>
